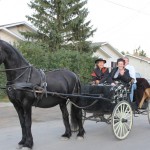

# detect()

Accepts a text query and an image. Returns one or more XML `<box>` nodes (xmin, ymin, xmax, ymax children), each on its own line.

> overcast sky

<box><xmin>0</xmin><ymin>0</ymin><xmax>150</xmax><ymax>57</ymax></box>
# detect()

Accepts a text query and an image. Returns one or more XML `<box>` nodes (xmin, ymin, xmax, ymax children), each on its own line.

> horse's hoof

<box><xmin>22</xmin><ymin>147</ymin><xmax>32</xmax><ymax>150</ymax></box>
<box><xmin>16</xmin><ymin>144</ymin><xmax>23</xmax><ymax>149</ymax></box>
<box><xmin>60</xmin><ymin>136</ymin><xmax>69</xmax><ymax>141</ymax></box>
<box><xmin>77</xmin><ymin>136</ymin><xmax>84</xmax><ymax>140</ymax></box>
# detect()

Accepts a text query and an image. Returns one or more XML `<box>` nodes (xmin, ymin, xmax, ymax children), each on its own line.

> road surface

<box><xmin>0</xmin><ymin>102</ymin><xmax>150</xmax><ymax>150</ymax></box>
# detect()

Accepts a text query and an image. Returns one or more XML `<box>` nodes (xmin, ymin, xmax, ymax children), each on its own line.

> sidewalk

<box><xmin>0</xmin><ymin>102</ymin><xmax>13</xmax><ymax>107</ymax></box>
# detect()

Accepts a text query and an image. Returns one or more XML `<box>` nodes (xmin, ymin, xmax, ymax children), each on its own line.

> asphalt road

<box><xmin>0</xmin><ymin>102</ymin><xmax>150</xmax><ymax>150</ymax></box>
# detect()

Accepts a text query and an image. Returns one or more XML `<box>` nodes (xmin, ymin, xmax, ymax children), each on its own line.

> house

<box><xmin>125</xmin><ymin>54</ymin><xmax>150</xmax><ymax>79</ymax></box>
<box><xmin>0</xmin><ymin>21</ymin><xmax>36</xmax><ymax>44</ymax></box>
<box><xmin>92</xmin><ymin>42</ymin><xmax>124</xmax><ymax>70</ymax></box>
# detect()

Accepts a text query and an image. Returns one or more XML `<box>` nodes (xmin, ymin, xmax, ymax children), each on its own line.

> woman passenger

<box><xmin>91</xmin><ymin>58</ymin><xmax>109</xmax><ymax>85</ymax></box>
<box><xmin>108</xmin><ymin>58</ymin><xmax>133</xmax><ymax>85</ymax></box>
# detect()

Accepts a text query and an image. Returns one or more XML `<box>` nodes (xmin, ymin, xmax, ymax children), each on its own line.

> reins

<box><xmin>0</xmin><ymin>65</ymin><xmax>32</xmax><ymax>72</ymax></box>
<box><xmin>68</xmin><ymin>99</ymin><xmax>99</xmax><ymax>109</ymax></box>
<box><xmin>0</xmin><ymin>65</ymin><xmax>32</xmax><ymax>83</ymax></box>
<box><xmin>11</xmin><ymin>87</ymin><xmax>101</xmax><ymax>109</ymax></box>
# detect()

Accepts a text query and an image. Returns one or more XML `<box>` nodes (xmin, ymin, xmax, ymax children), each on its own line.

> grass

<box><xmin>0</xmin><ymin>89</ymin><xmax>9</xmax><ymax>102</ymax></box>
<box><xmin>0</xmin><ymin>96</ymin><xmax>9</xmax><ymax>102</ymax></box>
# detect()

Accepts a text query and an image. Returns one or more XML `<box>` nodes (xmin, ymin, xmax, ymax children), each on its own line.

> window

<box><xmin>111</xmin><ymin>61</ymin><xmax>117</xmax><ymax>70</ymax></box>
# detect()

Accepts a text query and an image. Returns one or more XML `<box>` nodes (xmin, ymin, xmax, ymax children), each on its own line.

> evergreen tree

<box><xmin>121</xmin><ymin>51</ymin><xmax>125</xmax><ymax>55</ymax></box>
<box><xmin>139</xmin><ymin>50</ymin><xmax>146</xmax><ymax>57</ymax></box>
<box><xmin>23</xmin><ymin>0</ymin><xmax>96</xmax><ymax>52</ymax></box>
<box><xmin>133</xmin><ymin>46</ymin><xmax>147</xmax><ymax>57</ymax></box>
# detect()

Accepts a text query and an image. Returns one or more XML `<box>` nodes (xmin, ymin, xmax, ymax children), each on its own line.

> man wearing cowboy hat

<box><xmin>91</xmin><ymin>57</ymin><xmax>109</xmax><ymax>84</ymax></box>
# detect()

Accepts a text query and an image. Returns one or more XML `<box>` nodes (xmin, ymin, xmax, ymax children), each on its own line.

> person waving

<box><xmin>108</xmin><ymin>58</ymin><xmax>132</xmax><ymax>85</ymax></box>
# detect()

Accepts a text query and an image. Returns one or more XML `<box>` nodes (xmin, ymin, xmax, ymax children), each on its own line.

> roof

<box><xmin>126</xmin><ymin>54</ymin><xmax>150</xmax><ymax>63</ymax></box>
<box><xmin>0</xmin><ymin>21</ymin><xmax>36</xmax><ymax>41</ymax></box>
<box><xmin>133</xmin><ymin>55</ymin><xmax>150</xmax><ymax>61</ymax></box>
<box><xmin>0</xmin><ymin>21</ymin><xmax>36</xmax><ymax>31</ymax></box>
<box><xmin>91</xmin><ymin>42</ymin><xmax>107</xmax><ymax>47</ymax></box>
<box><xmin>0</xmin><ymin>28</ymin><xmax>25</xmax><ymax>40</ymax></box>
<box><xmin>92</xmin><ymin>42</ymin><xmax>124</xmax><ymax>58</ymax></box>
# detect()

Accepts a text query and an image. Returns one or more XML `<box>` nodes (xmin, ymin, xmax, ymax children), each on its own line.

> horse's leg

<box><xmin>71</xmin><ymin>103</ymin><xmax>85</xmax><ymax>138</ymax></box>
<box><xmin>59</xmin><ymin>103</ymin><xmax>71</xmax><ymax>139</ymax></box>
<box><xmin>21</xmin><ymin>99</ymin><xmax>33</xmax><ymax>149</ymax></box>
<box><xmin>13</xmin><ymin>103</ymin><xmax>26</xmax><ymax>149</ymax></box>
<box><xmin>75</xmin><ymin>108</ymin><xmax>85</xmax><ymax>138</ymax></box>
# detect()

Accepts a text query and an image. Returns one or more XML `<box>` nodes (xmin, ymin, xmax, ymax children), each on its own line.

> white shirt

<box><xmin>125</xmin><ymin>64</ymin><xmax>137</xmax><ymax>83</ymax></box>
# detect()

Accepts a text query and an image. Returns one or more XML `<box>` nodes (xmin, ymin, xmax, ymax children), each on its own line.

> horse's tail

<box><xmin>70</xmin><ymin>75</ymin><xmax>81</xmax><ymax>131</ymax></box>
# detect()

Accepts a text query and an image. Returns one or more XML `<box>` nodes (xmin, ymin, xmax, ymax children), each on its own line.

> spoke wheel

<box><xmin>112</xmin><ymin>101</ymin><xmax>133</xmax><ymax>140</ymax></box>
<box><xmin>147</xmin><ymin>99</ymin><xmax>150</xmax><ymax>124</ymax></box>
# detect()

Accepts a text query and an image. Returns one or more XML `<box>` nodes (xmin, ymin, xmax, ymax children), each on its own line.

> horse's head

<box><xmin>0</xmin><ymin>40</ymin><xmax>30</xmax><ymax>71</ymax></box>
<box><xmin>0</xmin><ymin>40</ymin><xmax>26</xmax><ymax>65</ymax></box>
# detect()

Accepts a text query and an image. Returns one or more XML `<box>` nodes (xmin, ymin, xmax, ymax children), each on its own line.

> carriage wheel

<box><xmin>147</xmin><ymin>99</ymin><xmax>150</xmax><ymax>124</ymax></box>
<box><xmin>111</xmin><ymin>101</ymin><xmax>133</xmax><ymax>140</ymax></box>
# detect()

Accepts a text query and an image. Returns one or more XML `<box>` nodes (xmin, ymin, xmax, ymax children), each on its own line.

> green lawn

<box><xmin>0</xmin><ymin>96</ymin><xmax>9</xmax><ymax>102</ymax></box>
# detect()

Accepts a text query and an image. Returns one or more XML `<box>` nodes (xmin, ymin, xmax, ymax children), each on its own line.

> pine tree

<box><xmin>139</xmin><ymin>50</ymin><xmax>147</xmax><ymax>57</ymax></box>
<box><xmin>23</xmin><ymin>0</ymin><xmax>96</xmax><ymax>52</ymax></box>
<box><xmin>133</xmin><ymin>46</ymin><xmax>147</xmax><ymax>57</ymax></box>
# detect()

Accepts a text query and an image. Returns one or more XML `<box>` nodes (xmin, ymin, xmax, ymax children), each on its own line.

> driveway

<box><xmin>0</xmin><ymin>102</ymin><xmax>150</xmax><ymax>150</ymax></box>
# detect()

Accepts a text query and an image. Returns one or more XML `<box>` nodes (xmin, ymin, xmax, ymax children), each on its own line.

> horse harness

<box><xmin>3</xmin><ymin>66</ymin><xmax>48</xmax><ymax>105</ymax></box>
<box><xmin>1</xmin><ymin>65</ymin><xmax>84</xmax><ymax>107</ymax></box>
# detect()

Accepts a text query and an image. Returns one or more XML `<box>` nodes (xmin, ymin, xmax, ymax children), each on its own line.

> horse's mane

<box><xmin>0</xmin><ymin>40</ymin><xmax>29</xmax><ymax>64</ymax></box>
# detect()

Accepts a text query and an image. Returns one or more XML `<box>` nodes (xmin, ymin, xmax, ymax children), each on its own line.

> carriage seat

<box><xmin>83</xmin><ymin>81</ymin><xmax>133</xmax><ymax>103</ymax></box>
<box><xmin>81</xmin><ymin>84</ymin><xmax>112</xmax><ymax>98</ymax></box>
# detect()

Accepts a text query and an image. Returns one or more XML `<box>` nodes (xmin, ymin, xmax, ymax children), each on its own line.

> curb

<box><xmin>0</xmin><ymin>102</ymin><xmax>13</xmax><ymax>107</ymax></box>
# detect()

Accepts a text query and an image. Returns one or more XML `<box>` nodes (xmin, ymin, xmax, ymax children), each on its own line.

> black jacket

<box><xmin>107</xmin><ymin>67</ymin><xmax>132</xmax><ymax>84</ymax></box>
<box><xmin>91</xmin><ymin>67</ymin><xmax>109</xmax><ymax>84</ymax></box>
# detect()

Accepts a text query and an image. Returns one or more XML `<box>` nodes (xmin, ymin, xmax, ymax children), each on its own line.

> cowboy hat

<box><xmin>95</xmin><ymin>58</ymin><xmax>106</xmax><ymax>64</ymax></box>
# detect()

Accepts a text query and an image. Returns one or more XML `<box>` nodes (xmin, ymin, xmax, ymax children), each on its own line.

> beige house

<box><xmin>0</xmin><ymin>21</ymin><xmax>36</xmax><ymax>44</ymax></box>
<box><xmin>125</xmin><ymin>54</ymin><xmax>150</xmax><ymax>79</ymax></box>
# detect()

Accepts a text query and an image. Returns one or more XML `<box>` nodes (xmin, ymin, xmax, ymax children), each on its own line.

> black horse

<box><xmin>0</xmin><ymin>40</ymin><xmax>85</xmax><ymax>150</ymax></box>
